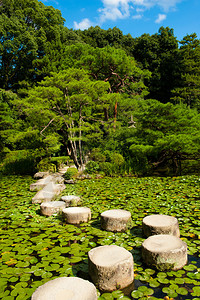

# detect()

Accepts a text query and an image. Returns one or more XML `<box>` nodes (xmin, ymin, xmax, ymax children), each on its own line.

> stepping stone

<box><xmin>31</xmin><ymin>276</ymin><xmax>97</xmax><ymax>300</ymax></box>
<box><xmin>30</xmin><ymin>175</ymin><xmax>54</xmax><ymax>191</ymax></box>
<box><xmin>142</xmin><ymin>214</ymin><xmax>180</xmax><ymax>237</ymax></box>
<box><xmin>142</xmin><ymin>234</ymin><xmax>187</xmax><ymax>271</ymax></box>
<box><xmin>65</xmin><ymin>179</ymin><xmax>76</xmax><ymax>184</ymax></box>
<box><xmin>101</xmin><ymin>209</ymin><xmax>131</xmax><ymax>232</ymax></box>
<box><xmin>88</xmin><ymin>245</ymin><xmax>134</xmax><ymax>292</ymax></box>
<box><xmin>58</xmin><ymin>166</ymin><xmax>69</xmax><ymax>175</ymax></box>
<box><xmin>33</xmin><ymin>171</ymin><xmax>49</xmax><ymax>179</ymax></box>
<box><xmin>40</xmin><ymin>201</ymin><xmax>66</xmax><ymax>216</ymax></box>
<box><xmin>61</xmin><ymin>195</ymin><xmax>81</xmax><ymax>207</ymax></box>
<box><xmin>32</xmin><ymin>182</ymin><xmax>65</xmax><ymax>204</ymax></box>
<box><xmin>63</xmin><ymin>207</ymin><xmax>91</xmax><ymax>224</ymax></box>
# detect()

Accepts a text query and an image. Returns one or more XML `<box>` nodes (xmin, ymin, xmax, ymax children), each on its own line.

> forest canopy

<box><xmin>0</xmin><ymin>0</ymin><xmax>200</xmax><ymax>176</ymax></box>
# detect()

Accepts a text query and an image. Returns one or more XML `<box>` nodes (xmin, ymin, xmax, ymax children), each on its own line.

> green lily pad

<box><xmin>176</xmin><ymin>287</ymin><xmax>188</xmax><ymax>295</ymax></box>
<box><xmin>101</xmin><ymin>293</ymin><xmax>113</xmax><ymax>299</ymax></box>
<box><xmin>131</xmin><ymin>290</ymin><xmax>144</xmax><ymax>298</ymax></box>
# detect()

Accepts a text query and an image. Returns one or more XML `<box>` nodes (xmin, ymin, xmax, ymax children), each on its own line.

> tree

<box><xmin>0</xmin><ymin>0</ymin><xmax>66</xmax><ymax>90</ymax></box>
<box><xmin>62</xmin><ymin>44</ymin><xmax>150</xmax><ymax>128</ymax></box>
<box><xmin>20</xmin><ymin>68</ymin><xmax>113</xmax><ymax>169</ymax></box>
<box><xmin>108</xmin><ymin>99</ymin><xmax>200</xmax><ymax>175</ymax></box>
<box><xmin>131</xmin><ymin>27</ymin><xmax>180</xmax><ymax>103</ymax></box>
<box><xmin>171</xmin><ymin>34</ymin><xmax>200</xmax><ymax>110</ymax></box>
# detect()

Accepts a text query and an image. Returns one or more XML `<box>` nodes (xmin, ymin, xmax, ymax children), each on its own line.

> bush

<box><xmin>89</xmin><ymin>148</ymin><xmax>106</xmax><ymax>162</ymax></box>
<box><xmin>36</xmin><ymin>158</ymin><xmax>56</xmax><ymax>172</ymax></box>
<box><xmin>1</xmin><ymin>150</ymin><xmax>36</xmax><ymax>175</ymax></box>
<box><xmin>110</xmin><ymin>153</ymin><xmax>125</xmax><ymax>168</ymax></box>
<box><xmin>64</xmin><ymin>167</ymin><xmax>78</xmax><ymax>180</ymax></box>
<box><xmin>99</xmin><ymin>162</ymin><xmax>114</xmax><ymax>176</ymax></box>
<box><xmin>85</xmin><ymin>161</ymin><xmax>99</xmax><ymax>174</ymax></box>
<box><xmin>51</xmin><ymin>156</ymin><xmax>71</xmax><ymax>171</ymax></box>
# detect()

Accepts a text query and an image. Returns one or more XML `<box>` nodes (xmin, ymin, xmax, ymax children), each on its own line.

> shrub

<box><xmin>89</xmin><ymin>148</ymin><xmax>106</xmax><ymax>162</ymax></box>
<box><xmin>1</xmin><ymin>150</ymin><xmax>36</xmax><ymax>175</ymax></box>
<box><xmin>51</xmin><ymin>156</ymin><xmax>71</xmax><ymax>171</ymax></box>
<box><xmin>99</xmin><ymin>162</ymin><xmax>114</xmax><ymax>176</ymax></box>
<box><xmin>110</xmin><ymin>153</ymin><xmax>125</xmax><ymax>168</ymax></box>
<box><xmin>85</xmin><ymin>161</ymin><xmax>99</xmax><ymax>174</ymax></box>
<box><xmin>64</xmin><ymin>167</ymin><xmax>78</xmax><ymax>180</ymax></box>
<box><xmin>36</xmin><ymin>158</ymin><xmax>56</xmax><ymax>173</ymax></box>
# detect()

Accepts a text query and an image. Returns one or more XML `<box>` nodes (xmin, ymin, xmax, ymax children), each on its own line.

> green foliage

<box><xmin>50</xmin><ymin>156</ymin><xmax>70</xmax><ymax>170</ymax></box>
<box><xmin>85</xmin><ymin>161</ymin><xmax>100</xmax><ymax>174</ymax></box>
<box><xmin>99</xmin><ymin>162</ymin><xmax>114</xmax><ymax>176</ymax></box>
<box><xmin>22</xmin><ymin>68</ymin><xmax>111</xmax><ymax>169</ymax></box>
<box><xmin>0</xmin><ymin>0</ymin><xmax>200</xmax><ymax>178</ymax></box>
<box><xmin>110</xmin><ymin>153</ymin><xmax>125</xmax><ymax>168</ymax></box>
<box><xmin>89</xmin><ymin>148</ymin><xmax>106</xmax><ymax>162</ymax></box>
<box><xmin>0</xmin><ymin>0</ymin><xmax>66</xmax><ymax>90</ymax></box>
<box><xmin>171</xmin><ymin>33</ymin><xmax>200</xmax><ymax>110</ymax></box>
<box><xmin>111</xmin><ymin>99</ymin><xmax>200</xmax><ymax>175</ymax></box>
<box><xmin>36</xmin><ymin>158</ymin><xmax>56</xmax><ymax>172</ymax></box>
<box><xmin>131</xmin><ymin>27</ymin><xmax>180</xmax><ymax>103</ymax></box>
<box><xmin>1</xmin><ymin>150</ymin><xmax>36</xmax><ymax>175</ymax></box>
<box><xmin>63</xmin><ymin>43</ymin><xmax>150</xmax><ymax>96</ymax></box>
<box><xmin>64</xmin><ymin>167</ymin><xmax>78</xmax><ymax>180</ymax></box>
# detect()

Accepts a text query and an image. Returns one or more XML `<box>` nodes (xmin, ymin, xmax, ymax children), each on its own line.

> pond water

<box><xmin>0</xmin><ymin>175</ymin><xmax>199</xmax><ymax>300</ymax></box>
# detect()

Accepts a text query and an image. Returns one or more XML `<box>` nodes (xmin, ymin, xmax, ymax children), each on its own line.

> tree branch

<box><xmin>40</xmin><ymin>118</ymin><xmax>55</xmax><ymax>137</ymax></box>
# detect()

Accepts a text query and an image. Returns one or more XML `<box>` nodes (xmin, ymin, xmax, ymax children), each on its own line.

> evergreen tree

<box><xmin>171</xmin><ymin>33</ymin><xmax>200</xmax><ymax>110</ymax></box>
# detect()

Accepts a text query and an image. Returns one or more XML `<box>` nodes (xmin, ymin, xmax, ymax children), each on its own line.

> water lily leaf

<box><xmin>149</xmin><ymin>279</ymin><xmax>160</xmax><ymax>288</ymax></box>
<box><xmin>162</xmin><ymin>287</ymin><xmax>178</xmax><ymax>298</ymax></box>
<box><xmin>174</xmin><ymin>277</ymin><xmax>185</xmax><ymax>284</ymax></box>
<box><xmin>176</xmin><ymin>287</ymin><xmax>188</xmax><ymax>295</ymax></box>
<box><xmin>70</xmin><ymin>256</ymin><xmax>83</xmax><ymax>263</ymax></box>
<box><xmin>183</xmin><ymin>264</ymin><xmax>197</xmax><ymax>271</ymax></box>
<box><xmin>131</xmin><ymin>290</ymin><xmax>144</xmax><ymax>298</ymax></box>
<box><xmin>191</xmin><ymin>286</ymin><xmax>200</xmax><ymax>297</ymax></box>
<box><xmin>158</xmin><ymin>277</ymin><xmax>169</xmax><ymax>284</ymax></box>
<box><xmin>101</xmin><ymin>293</ymin><xmax>113</xmax><ymax>299</ymax></box>
<box><xmin>111</xmin><ymin>290</ymin><xmax>124</xmax><ymax>298</ymax></box>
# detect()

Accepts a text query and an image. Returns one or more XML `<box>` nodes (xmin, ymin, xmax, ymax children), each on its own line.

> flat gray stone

<box><xmin>58</xmin><ymin>166</ymin><xmax>69</xmax><ymax>175</ymax></box>
<box><xmin>30</xmin><ymin>175</ymin><xmax>54</xmax><ymax>191</ymax></box>
<box><xmin>101</xmin><ymin>209</ymin><xmax>131</xmax><ymax>232</ymax></box>
<box><xmin>61</xmin><ymin>195</ymin><xmax>81</xmax><ymax>207</ymax></box>
<box><xmin>142</xmin><ymin>214</ymin><xmax>180</xmax><ymax>237</ymax></box>
<box><xmin>142</xmin><ymin>234</ymin><xmax>187</xmax><ymax>270</ymax></box>
<box><xmin>88</xmin><ymin>245</ymin><xmax>134</xmax><ymax>292</ymax></box>
<box><xmin>62</xmin><ymin>207</ymin><xmax>91</xmax><ymax>224</ymax></box>
<box><xmin>32</xmin><ymin>182</ymin><xmax>65</xmax><ymax>204</ymax></box>
<box><xmin>40</xmin><ymin>201</ymin><xmax>66</xmax><ymax>216</ymax></box>
<box><xmin>31</xmin><ymin>276</ymin><xmax>97</xmax><ymax>300</ymax></box>
<box><xmin>33</xmin><ymin>172</ymin><xmax>49</xmax><ymax>179</ymax></box>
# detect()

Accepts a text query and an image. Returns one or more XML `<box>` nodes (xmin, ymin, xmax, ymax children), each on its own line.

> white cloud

<box><xmin>132</xmin><ymin>14</ymin><xmax>143</xmax><ymax>19</ymax></box>
<box><xmin>73</xmin><ymin>0</ymin><xmax>182</xmax><ymax>29</ymax></box>
<box><xmin>97</xmin><ymin>0</ymin><xmax>183</xmax><ymax>23</ymax></box>
<box><xmin>99</xmin><ymin>0</ymin><xmax>130</xmax><ymax>23</ymax></box>
<box><xmin>73</xmin><ymin>18</ymin><xmax>93</xmax><ymax>30</ymax></box>
<box><xmin>155</xmin><ymin>13</ymin><xmax>166</xmax><ymax>23</ymax></box>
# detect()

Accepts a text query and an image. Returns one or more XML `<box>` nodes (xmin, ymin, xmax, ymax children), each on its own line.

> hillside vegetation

<box><xmin>0</xmin><ymin>0</ymin><xmax>200</xmax><ymax>176</ymax></box>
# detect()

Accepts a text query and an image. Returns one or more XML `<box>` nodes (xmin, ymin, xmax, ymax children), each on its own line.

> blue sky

<box><xmin>41</xmin><ymin>0</ymin><xmax>200</xmax><ymax>41</ymax></box>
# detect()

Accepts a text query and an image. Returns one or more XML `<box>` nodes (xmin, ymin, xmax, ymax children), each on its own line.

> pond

<box><xmin>0</xmin><ymin>175</ymin><xmax>200</xmax><ymax>300</ymax></box>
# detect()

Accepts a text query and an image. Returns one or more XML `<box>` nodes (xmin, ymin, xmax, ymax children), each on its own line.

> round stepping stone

<box><xmin>142</xmin><ymin>214</ymin><xmax>180</xmax><ymax>237</ymax></box>
<box><xmin>63</xmin><ymin>207</ymin><xmax>91</xmax><ymax>224</ymax></box>
<box><xmin>142</xmin><ymin>234</ymin><xmax>187</xmax><ymax>271</ymax></box>
<box><xmin>31</xmin><ymin>276</ymin><xmax>97</xmax><ymax>300</ymax></box>
<box><xmin>88</xmin><ymin>245</ymin><xmax>134</xmax><ymax>292</ymax></box>
<box><xmin>101</xmin><ymin>209</ymin><xmax>131</xmax><ymax>232</ymax></box>
<box><xmin>40</xmin><ymin>201</ymin><xmax>66</xmax><ymax>216</ymax></box>
<box><xmin>61</xmin><ymin>195</ymin><xmax>81</xmax><ymax>207</ymax></box>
